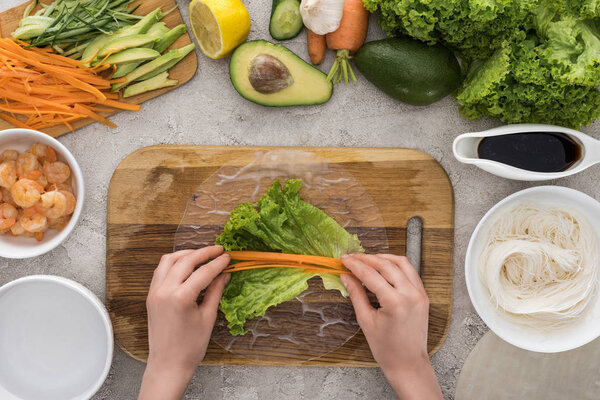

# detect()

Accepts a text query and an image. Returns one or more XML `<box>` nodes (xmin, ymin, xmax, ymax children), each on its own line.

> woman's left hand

<box><xmin>138</xmin><ymin>246</ymin><xmax>231</xmax><ymax>400</ymax></box>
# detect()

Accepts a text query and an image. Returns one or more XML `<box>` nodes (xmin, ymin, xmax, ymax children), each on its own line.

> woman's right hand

<box><xmin>341</xmin><ymin>254</ymin><xmax>443</xmax><ymax>400</ymax></box>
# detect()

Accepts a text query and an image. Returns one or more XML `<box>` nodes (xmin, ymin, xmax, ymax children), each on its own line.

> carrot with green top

<box><xmin>325</xmin><ymin>0</ymin><xmax>369</xmax><ymax>83</ymax></box>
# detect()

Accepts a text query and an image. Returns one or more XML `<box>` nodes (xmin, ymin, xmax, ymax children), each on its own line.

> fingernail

<box><xmin>223</xmin><ymin>273</ymin><xmax>231</xmax><ymax>284</ymax></box>
<box><xmin>341</xmin><ymin>254</ymin><xmax>351</xmax><ymax>260</ymax></box>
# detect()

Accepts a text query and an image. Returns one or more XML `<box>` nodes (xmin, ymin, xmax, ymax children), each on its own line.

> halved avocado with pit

<box><xmin>230</xmin><ymin>40</ymin><xmax>332</xmax><ymax>107</ymax></box>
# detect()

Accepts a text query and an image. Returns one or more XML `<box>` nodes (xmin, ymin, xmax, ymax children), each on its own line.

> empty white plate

<box><xmin>0</xmin><ymin>276</ymin><xmax>113</xmax><ymax>400</ymax></box>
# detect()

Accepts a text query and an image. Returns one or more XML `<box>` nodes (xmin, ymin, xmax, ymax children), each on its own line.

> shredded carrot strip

<box><xmin>72</xmin><ymin>104</ymin><xmax>117</xmax><ymax>128</ymax></box>
<box><xmin>99</xmin><ymin>99</ymin><xmax>141</xmax><ymax>111</ymax></box>
<box><xmin>224</xmin><ymin>264</ymin><xmax>318</xmax><ymax>272</ymax></box>
<box><xmin>223</xmin><ymin>264</ymin><xmax>351</xmax><ymax>275</ymax></box>
<box><xmin>302</xmin><ymin>268</ymin><xmax>351</xmax><ymax>275</ymax></box>
<box><xmin>223</xmin><ymin>251</ymin><xmax>351</xmax><ymax>275</ymax></box>
<box><xmin>226</xmin><ymin>251</ymin><xmax>344</xmax><ymax>270</ymax></box>
<box><xmin>0</xmin><ymin>113</ymin><xmax>29</xmax><ymax>128</ymax></box>
<box><xmin>0</xmin><ymin>38</ymin><xmax>141</xmax><ymax>132</ymax></box>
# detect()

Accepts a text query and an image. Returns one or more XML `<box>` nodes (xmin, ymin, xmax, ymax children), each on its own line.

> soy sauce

<box><xmin>477</xmin><ymin>132</ymin><xmax>582</xmax><ymax>173</ymax></box>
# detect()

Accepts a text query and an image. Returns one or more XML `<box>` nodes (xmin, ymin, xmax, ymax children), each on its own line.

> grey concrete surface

<box><xmin>1</xmin><ymin>1</ymin><xmax>599</xmax><ymax>399</ymax></box>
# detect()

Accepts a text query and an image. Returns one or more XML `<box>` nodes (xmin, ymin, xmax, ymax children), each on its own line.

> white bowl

<box><xmin>0</xmin><ymin>128</ymin><xmax>84</xmax><ymax>258</ymax></box>
<box><xmin>465</xmin><ymin>186</ymin><xmax>600</xmax><ymax>353</ymax></box>
<box><xmin>0</xmin><ymin>275</ymin><xmax>113</xmax><ymax>400</ymax></box>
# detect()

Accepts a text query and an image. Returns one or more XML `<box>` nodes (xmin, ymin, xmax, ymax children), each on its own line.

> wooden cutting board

<box><xmin>0</xmin><ymin>0</ymin><xmax>197</xmax><ymax>137</ymax></box>
<box><xmin>107</xmin><ymin>146</ymin><xmax>455</xmax><ymax>366</ymax></box>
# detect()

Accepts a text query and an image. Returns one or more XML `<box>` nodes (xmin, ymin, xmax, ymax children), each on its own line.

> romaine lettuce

<box><xmin>216</xmin><ymin>179</ymin><xmax>363</xmax><ymax>335</ymax></box>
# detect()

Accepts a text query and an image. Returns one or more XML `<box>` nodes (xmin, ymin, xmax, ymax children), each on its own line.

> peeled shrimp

<box><xmin>42</xmin><ymin>161</ymin><xmax>70</xmax><ymax>184</ymax></box>
<box><xmin>47</xmin><ymin>182</ymin><xmax>72</xmax><ymax>193</ymax></box>
<box><xmin>10</xmin><ymin>219</ymin><xmax>26</xmax><ymax>236</ymax></box>
<box><xmin>0</xmin><ymin>161</ymin><xmax>17</xmax><ymax>189</ymax></box>
<box><xmin>36</xmin><ymin>174</ymin><xmax>48</xmax><ymax>189</ymax></box>
<box><xmin>16</xmin><ymin>152</ymin><xmax>40</xmax><ymax>179</ymax></box>
<box><xmin>1</xmin><ymin>147</ymin><xmax>76</xmax><ymax>240</ymax></box>
<box><xmin>20</xmin><ymin>207</ymin><xmax>48</xmax><ymax>233</ymax></box>
<box><xmin>10</xmin><ymin>179</ymin><xmax>43</xmax><ymax>208</ymax></box>
<box><xmin>1</xmin><ymin>188</ymin><xmax>16</xmax><ymax>207</ymax></box>
<box><xmin>0</xmin><ymin>150</ymin><xmax>18</xmax><ymax>162</ymax></box>
<box><xmin>41</xmin><ymin>190</ymin><xmax>76</xmax><ymax>219</ymax></box>
<box><xmin>0</xmin><ymin>203</ymin><xmax>18</xmax><ymax>231</ymax></box>
<box><xmin>28</xmin><ymin>143</ymin><xmax>57</xmax><ymax>163</ymax></box>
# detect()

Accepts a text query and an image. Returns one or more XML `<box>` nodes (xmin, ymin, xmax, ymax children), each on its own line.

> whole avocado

<box><xmin>354</xmin><ymin>37</ymin><xmax>461</xmax><ymax>106</ymax></box>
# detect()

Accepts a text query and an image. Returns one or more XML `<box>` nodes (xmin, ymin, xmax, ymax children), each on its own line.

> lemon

<box><xmin>188</xmin><ymin>0</ymin><xmax>251</xmax><ymax>59</ymax></box>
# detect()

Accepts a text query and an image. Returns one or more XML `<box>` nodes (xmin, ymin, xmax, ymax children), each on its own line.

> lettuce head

<box><xmin>364</xmin><ymin>0</ymin><xmax>600</xmax><ymax>127</ymax></box>
<box><xmin>216</xmin><ymin>179</ymin><xmax>363</xmax><ymax>336</ymax></box>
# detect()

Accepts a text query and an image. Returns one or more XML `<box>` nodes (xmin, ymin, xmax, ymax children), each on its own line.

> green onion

<box><xmin>12</xmin><ymin>0</ymin><xmax>138</xmax><ymax>47</ymax></box>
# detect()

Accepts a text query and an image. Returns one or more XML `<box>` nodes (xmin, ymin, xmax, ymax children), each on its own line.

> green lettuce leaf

<box><xmin>216</xmin><ymin>179</ymin><xmax>364</xmax><ymax>335</ymax></box>
<box><xmin>364</xmin><ymin>0</ymin><xmax>600</xmax><ymax>127</ymax></box>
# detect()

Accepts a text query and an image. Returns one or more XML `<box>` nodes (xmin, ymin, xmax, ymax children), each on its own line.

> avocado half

<box><xmin>230</xmin><ymin>40</ymin><xmax>333</xmax><ymax>107</ymax></box>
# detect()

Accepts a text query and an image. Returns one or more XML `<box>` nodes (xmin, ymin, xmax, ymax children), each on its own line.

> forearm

<box><xmin>384</xmin><ymin>357</ymin><xmax>443</xmax><ymax>400</ymax></box>
<box><xmin>138</xmin><ymin>362</ymin><xmax>195</xmax><ymax>400</ymax></box>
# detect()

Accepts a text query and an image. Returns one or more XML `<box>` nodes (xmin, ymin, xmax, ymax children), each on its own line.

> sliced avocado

<box><xmin>81</xmin><ymin>33</ymin><xmax>112</xmax><ymax>64</ymax></box>
<box><xmin>229</xmin><ymin>40</ymin><xmax>332</xmax><ymax>106</ymax></box>
<box><xmin>111</xmin><ymin>43</ymin><xmax>195</xmax><ymax>92</ymax></box>
<box><xmin>81</xmin><ymin>8</ymin><xmax>163</xmax><ymax>64</ymax></box>
<box><xmin>104</xmin><ymin>48</ymin><xmax>160</xmax><ymax>65</ymax></box>
<box><xmin>146</xmin><ymin>22</ymin><xmax>169</xmax><ymax>38</ymax></box>
<box><xmin>118</xmin><ymin>8</ymin><xmax>163</xmax><ymax>36</ymax></box>
<box><xmin>135</xmin><ymin>43</ymin><xmax>195</xmax><ymax>81</ymax></box>
<box><xmin>123</xmin><ymin>72</ymin><xmax>178</xmax><ymax>98</ymax></box>
<box><xmin>112</xmin><ymin>62</ymin><xmax>141</xmax><ymax>78</ymax></box>
<box><xmin>153</xmin><ymin>24</ymin><xmax>187</xmax><ymax>54</ymax></box>
<box><xmin>97</xmin><ymin>34</ymin><xmax>160</xmax><ymax>58</ymax></box>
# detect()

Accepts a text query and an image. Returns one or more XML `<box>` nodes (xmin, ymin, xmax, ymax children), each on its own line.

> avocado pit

<box><xmin>248</xmin><ymin>54</ymin><xmax>294</xmax><ymax>94</ymax></box>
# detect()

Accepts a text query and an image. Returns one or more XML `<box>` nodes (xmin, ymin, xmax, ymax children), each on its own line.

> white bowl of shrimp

<box><xmin>0</xmin><ymin>128</ymin><xmax>83</xmax><ymax>259</ymax></box>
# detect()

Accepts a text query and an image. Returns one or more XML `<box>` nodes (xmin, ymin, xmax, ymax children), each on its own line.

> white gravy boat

<box><xmin>453</xmin><ymin>123</ymin><xmax>600</xmax><ymax>181</ymax></box>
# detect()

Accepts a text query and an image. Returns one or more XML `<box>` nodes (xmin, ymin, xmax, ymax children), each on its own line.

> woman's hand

<box><xmin>341</xmin><ymin>254</ymin><xmax>443</xmax><ymax>400</ymax></box>
<box><xmin>138</xmin><ymin>246</ymin><xmax>231</xmax><ymax>400</ymax></box>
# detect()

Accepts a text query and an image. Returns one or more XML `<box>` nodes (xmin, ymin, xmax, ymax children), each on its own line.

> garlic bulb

<box><xmin>300</xmin><ymin>0</ymin><xmax>345</xmax><ymax>35</ymax></box>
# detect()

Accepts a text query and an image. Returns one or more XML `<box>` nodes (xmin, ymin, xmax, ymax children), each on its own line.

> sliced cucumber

<box><xmin>269</xmin><ymin>0</ymin><xmax>303</xmax><ymax>40</ymax></box>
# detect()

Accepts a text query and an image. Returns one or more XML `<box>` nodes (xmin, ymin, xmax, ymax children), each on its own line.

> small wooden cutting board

<box><xmin>106</xmin><ymin>146</ymin><xmax>454</xmax><ymax>366</ymax></box>
<box><xmin>0</xmin><ymin>0</ymin><xmax>197</xmax><ymax>137</ymax></box>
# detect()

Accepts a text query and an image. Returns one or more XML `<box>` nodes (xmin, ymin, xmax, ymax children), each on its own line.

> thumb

<box><xmin>199</xmin><ymin>273</ymin><xmax>230</xmax><ymax>322</ymax></box>
<box><xmin>341</xmin><ymin>274</ymin><xmax>374</xmax><ymax>327</ymax></box>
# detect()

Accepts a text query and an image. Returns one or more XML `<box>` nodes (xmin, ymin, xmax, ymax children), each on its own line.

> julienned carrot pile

<box><xmin>224</xmin><ymin>251</ymin><xmax>352</xmax><ymax>275</ymax></box>
<box><xmin>0</xmin><ymin>38</ymin><xmax>139</xmax><ymax>133</ymax></box>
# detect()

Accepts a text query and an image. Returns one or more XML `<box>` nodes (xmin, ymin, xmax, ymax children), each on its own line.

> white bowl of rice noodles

<box><xmin>466</xmin><ymin>186</ymin><xmax>600</xmax><ymax>353</ymax></box>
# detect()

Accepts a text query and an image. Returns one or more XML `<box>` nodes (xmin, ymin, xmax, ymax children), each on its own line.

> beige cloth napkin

<box><xmin>455</xmin><ymin>331</ymin><xmax>600</xmax><ymax>400</ymax></box>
